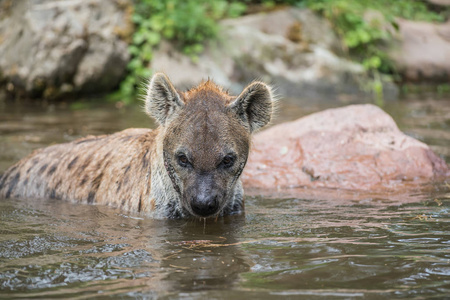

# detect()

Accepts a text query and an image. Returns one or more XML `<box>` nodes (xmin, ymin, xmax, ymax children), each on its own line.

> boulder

<box><xmin>427</xmin><ymin>0</ymin><xmax>450</xmax><ymax>6</ymax></box>
<box><xmin>153</xmin><ymin>8</ymin><xmax>389</xmax><ymax>100</ymax></box>
<box><xmin>242</xmin><ymin>104</ymin><xmax>449</xmax><ymax>191</ymax></box>
<box><xmin>390</xmin><ymin>18</ymin><xmax>450</xmax><ymax>82</ymax></box>
<box><xmin>0</xmin><ymin>0</ymin><xmax>132</xmax><ymax>98</ymax></box>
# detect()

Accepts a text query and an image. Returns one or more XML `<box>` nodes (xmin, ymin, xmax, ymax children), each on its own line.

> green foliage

<box><xmin>119</xmin><ymin>0</ymin><xmax>445</xmax><ymax>102</ymax></box>
<box><xmin>119</xmin><ymin>0</ymin><xmax>246</xmax><ymax>101</ymax></box>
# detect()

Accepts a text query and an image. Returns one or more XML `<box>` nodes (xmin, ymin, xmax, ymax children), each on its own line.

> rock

<box><xmin>0</xmin><ymin>0</ymin><xmax>132</xmax><ymax>98</ymax></box>
<box><xmin>426</xmin><ymin>0</ymin><xmax>450</xmax><ymax>6</ymax></box>
<box><xmin>153</xmin><ymin>8</ymin><xmax>392</xmax><ymax>100</ymax></box>
<box><xmin>152</xmin><ymin>40</ymin><xmax>238</xmax><ymax>93</ymax></box>
<box><xmin>390</xmin><ymin>19</ymin><xmax>450</xmax><ymax>82</ymax></box>
<box><xmin>242</xmin><ymin>104</ymin><xmax>449</xmax><ymax>191</ymax></box>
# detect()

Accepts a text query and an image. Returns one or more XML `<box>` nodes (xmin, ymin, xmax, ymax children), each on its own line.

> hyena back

<box><xmin>0</xmin><ymin>74</ymin><xmax>274</xmax><ymax>219</ymax></box>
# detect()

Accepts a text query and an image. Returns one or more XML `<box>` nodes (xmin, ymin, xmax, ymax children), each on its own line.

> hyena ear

<box><xmin>145</xmin><ymin>73</ymin><xmax>184</xmax><ymax>125</ymax></box>
<box><xmin>228</xmin><ymin>82</ymin><xmax>273</xmax><ymax>133</ymax></box>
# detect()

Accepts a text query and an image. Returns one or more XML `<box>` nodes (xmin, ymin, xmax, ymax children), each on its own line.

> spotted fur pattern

<box><xmin>0</xmin><ymin>74</ymin><xmax>274</xmax><ymax>219</ymax></box>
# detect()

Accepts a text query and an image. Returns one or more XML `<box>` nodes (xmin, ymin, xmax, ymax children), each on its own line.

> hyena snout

<box><xmin>187</xmin><ymin>175</ymin><xmax>225</xmax><ymax>217</ymax></box>
<box><xmin>191</xmin><ymin>192</ymin><xmax>219</xmax><ymax>217</ymax></box>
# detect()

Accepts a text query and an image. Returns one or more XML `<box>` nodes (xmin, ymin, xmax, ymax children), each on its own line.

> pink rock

<box><xmin>242</xmin><ymin>104</ymin><xmax>449</xmax><ymax>191</ymax></box>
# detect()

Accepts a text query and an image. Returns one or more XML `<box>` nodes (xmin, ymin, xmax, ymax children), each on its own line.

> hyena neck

<box><xmin>149</xmin><ymin>134</ymin><xmax>185</xmax><ymax>219</ymax></box>
<box><xmin>221</xmin><ymin>180</ymin><xmax>245</xmax><ymax>216</ymax></box>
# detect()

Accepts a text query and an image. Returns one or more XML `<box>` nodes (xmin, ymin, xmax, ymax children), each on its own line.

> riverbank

<box><xmin>0</xmin><ymin>0</ymin><xmax>449</xmax><ymax>101</ymax></box>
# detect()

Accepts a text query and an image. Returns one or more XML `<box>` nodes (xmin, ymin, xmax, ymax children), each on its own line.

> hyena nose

<box><xmin>191</xmin><ymin>194</ymin><xmax>219</xmax><ymax>217</ymax></box>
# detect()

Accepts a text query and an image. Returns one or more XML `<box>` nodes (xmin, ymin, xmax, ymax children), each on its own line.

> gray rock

<box><xmin>427</xmin><ymin>0</ymin><xmax>450</xmax><ymax>6</ymax></box>
<box><xmin>0</xmin><ymin>0</ymin><xmax>132</xmax><ymax>98</ymax></box>
<box><xmin>390</xmin><ymin>18</ymin><xmax>450</xmax><ymax>82</ymax></box>
<box><xmin>152</xmin><ymin>8</ymin><xmax>387</xmax><ymax>100</ymax></box>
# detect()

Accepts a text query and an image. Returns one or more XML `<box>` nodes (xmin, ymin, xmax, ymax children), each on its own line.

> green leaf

<box><xmin>145</xmin><ymin>31</ymin><xmax>161</xmax><ymax>45</ymax></box>
<box><xmin>357</xmin><ymin>28</ymin><xmax>371</xmax><ymax>44</ymax></box>
<box><xmin>133</xmin><ymin>31</ymin><xmax>145</xmax><ymax>45</ymax></box>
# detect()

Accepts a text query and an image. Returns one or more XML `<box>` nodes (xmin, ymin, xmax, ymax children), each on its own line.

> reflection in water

<box><xmin>0</xmin><ymin>185</ymin><xmax>449</xmax><ymax>298</ymax></box>
<box><xmin>0</xmin><ymin>198</ymin><xmax>254</xmax><ymax>298</ymax></box>
<box><xmin>0</xmin><ymin>95</ymin><xmax>449</xmax><ymax>298</ymax></box>
<box><xmin>160</xmin><ymin>216</ymin><xmax>251</xmax><ymax>294</ymax></box>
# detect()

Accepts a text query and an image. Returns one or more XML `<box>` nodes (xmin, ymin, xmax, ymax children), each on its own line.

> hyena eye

<box><xmin>221</xmin><ymin>154</ymin><xmax>235</xmax><ymax>169</ymax></box>
<box><xmin>177</xmin><ymin>154</ymin><xmax>190</xmax><ymax>168</ymax></box>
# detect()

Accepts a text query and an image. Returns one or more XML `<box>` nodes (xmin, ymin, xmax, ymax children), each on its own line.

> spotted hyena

<box><xmin>0</xmin><ymin>74</ymin><xmax>274</xmax><ymax>219</ymax></box>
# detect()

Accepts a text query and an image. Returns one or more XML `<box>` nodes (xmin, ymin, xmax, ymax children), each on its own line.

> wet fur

<box><xmin>0</xmin><ymin>74</ymin><xmax>274</xmax><ymax>219</ymax></box>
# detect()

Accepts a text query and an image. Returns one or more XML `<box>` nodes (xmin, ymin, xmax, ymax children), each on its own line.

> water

<box><xmin>0</xmin><ymin>95</ymin><xmax>449</xmax><ymax>299</ymax></box>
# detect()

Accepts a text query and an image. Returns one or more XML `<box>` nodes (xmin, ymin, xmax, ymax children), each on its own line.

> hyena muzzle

<box><xmin>0</xmin><ymin>73</ymin><xmax>274</xmax><ymax>219</ymax></box>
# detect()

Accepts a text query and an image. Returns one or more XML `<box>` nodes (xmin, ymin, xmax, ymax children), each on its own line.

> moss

<box><xmin>113</xmin><ymin>1</ymin><xmax>134</xmax><ymax>43</ymax></box>
<box><xmin>0</xmin><ymin>0</ymin><xmax>13</xmax><ymax>18</ymax></box>
<box><xmin>286</xmin><ymin>21</ymin><xmax>303</xmax><ymax>43</ymax></box>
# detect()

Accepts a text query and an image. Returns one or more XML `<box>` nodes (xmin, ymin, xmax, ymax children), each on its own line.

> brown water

<box><xmin>0</xmin><ymin>95</ymin><xmax>449</xmax><ymax>299</ymax></box>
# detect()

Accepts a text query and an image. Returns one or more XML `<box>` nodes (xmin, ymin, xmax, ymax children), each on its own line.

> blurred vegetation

<box><xmin>306</xmin><ymin>0</ymin><xmax>444</xmax><ymax>73</ymax></box>
<box><xmin>118</xmin><ymin>0</ymin><xmax>246</xmax><ymax>101</ymax></box>
<box><xmin>119</xmin><ymin>0</ymin><xmax>447</xmax><ymax>102</ymax></box>
<box><xmin>304</xmin><ymin>0</ymin><xmax>445</xmax><ymax>102</ymax></box>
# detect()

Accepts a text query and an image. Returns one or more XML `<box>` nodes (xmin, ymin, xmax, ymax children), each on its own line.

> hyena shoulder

<box><xmin>0</xmin><ymin>73</ymin><xmax>274</xmax><ymax>219</ymax></box>
<box><xmin>0</xmin><ymin>128</ymin><xmax>157</xmax><ymax>211</ymax></box>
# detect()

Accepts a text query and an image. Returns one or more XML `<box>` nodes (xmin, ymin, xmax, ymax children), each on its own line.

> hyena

<box><xmin>0</xmin><ymin>74</ymin><xmax>274</xmax><ymax>219</ymax></box>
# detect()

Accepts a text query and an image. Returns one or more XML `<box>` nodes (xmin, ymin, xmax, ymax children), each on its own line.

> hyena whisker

<box><xmin>0</xmin><ymin>73</ymin><xmax>274</xmax><ymax>219</ymax></box>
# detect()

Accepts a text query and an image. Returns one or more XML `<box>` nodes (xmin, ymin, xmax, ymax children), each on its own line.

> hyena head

<box><xmin>145</xmin><ymin>73</ymin><xmax>273</xmax><ymax>218</ymax></box>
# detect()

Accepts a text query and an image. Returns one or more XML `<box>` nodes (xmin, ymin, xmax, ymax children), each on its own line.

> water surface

<box><xmin>0</xmin><ymin>95</ymin><xmax>449</xmax><ymax>298</ymax></box>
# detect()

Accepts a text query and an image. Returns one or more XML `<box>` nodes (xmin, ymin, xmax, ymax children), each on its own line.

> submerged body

<box><xmin>0</xmin><ymin>74</ymin><xmax>274</xmax><ymax>219</ymax></box>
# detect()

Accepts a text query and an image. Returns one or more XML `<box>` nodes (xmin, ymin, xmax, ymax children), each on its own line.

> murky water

<box><xmin>0</xmin><ymin>95</ymin><xmax>449</xmax><ymax>299</ymax></box>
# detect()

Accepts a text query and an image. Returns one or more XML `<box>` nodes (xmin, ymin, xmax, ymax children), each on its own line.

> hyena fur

<box><xmin>0</xmin><ymin>74</ymin><xmax>274</xmax><ymax>219</ymax></box>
